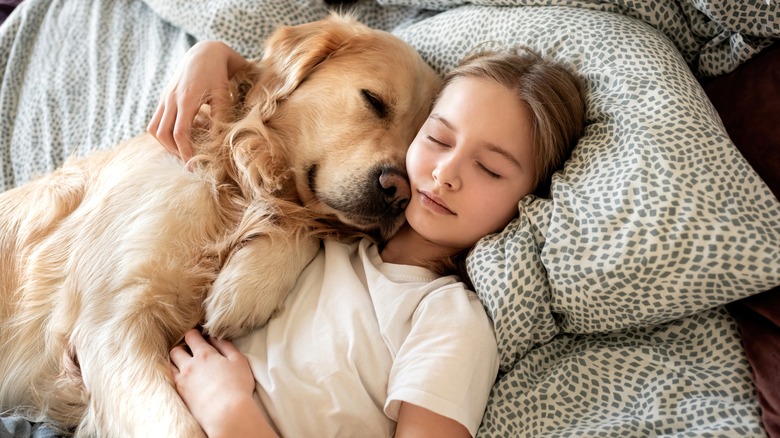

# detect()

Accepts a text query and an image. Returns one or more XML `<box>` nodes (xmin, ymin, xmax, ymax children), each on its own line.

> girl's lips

<box><xmin>418</xmin><ymin>190</ymin><xmax>455</xmax><ymax>215</ymax></box>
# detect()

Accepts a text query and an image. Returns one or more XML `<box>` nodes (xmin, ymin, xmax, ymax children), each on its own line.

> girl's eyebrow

<box><xmin>429</xmin><ymin>113</ymin><xmax>454</xmax><ymax>130</ymax></box>
<box><xmin>430</xmin><ymin>113</ymin><xmax>524</xmax><ymax>171</ymax></box>
<box><xmin>486</xmin><ymin>144</ymin><xmax>524</xmax><ymax>170</ymax></box>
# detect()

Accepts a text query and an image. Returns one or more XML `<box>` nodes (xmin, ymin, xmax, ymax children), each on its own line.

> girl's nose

<box><xmin>432</xmin><ymin>156</ymin><xmax>462</xmax><ymax>191</ymax></box>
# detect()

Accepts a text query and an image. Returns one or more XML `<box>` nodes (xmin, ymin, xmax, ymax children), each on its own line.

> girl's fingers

<box><xmin>169</xmin><ymin>344</ymin><xmax>191</xmax><ymax>369</ymax></box>
<box><xmin>173</xmin><ymin>101</ymin><xmax>200</xmax><ymax>162</ymax></box>
<box><xmin>149</xmin><ymin>91</ymin><xmax>204</xmax><ymax>163</ymax></box>
<box><xmin>169</xmin><ymin>361</ymin><xmax>180</xmax><ymax>378</ymax></box>
<box><xmin>149</xmin><ymin>91</ymin><xmax>173</xmax><ymax>142</ymax></box>
<box><xmin>147</xmin><ymin>102</ymin><xmax>163</xmax><ymax>138</ymax></box>
<box><xmin>156</xmin><ymin>96</ymin><xmax>180</xmax><ymax>156</ymax></box>
<box><xmin>209</xmin><ymin>336</ymin><xmax>241</xmax><ymax>359</ymax></box>
<box><xmin>183</xmin><ymin>328</ymin><xmax>211</xmax><ymax>353</ymax></box>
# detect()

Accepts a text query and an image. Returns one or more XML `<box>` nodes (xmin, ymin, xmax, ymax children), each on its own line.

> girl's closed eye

<box><xmin>426</xmin><ymin>135</ymin><xmax>449</xmax><ymax>148</ymax></box>
<box><xmin>478</xmin><ymin>163</ymin><xmax>501</xmax><ymax>179</ymax></box>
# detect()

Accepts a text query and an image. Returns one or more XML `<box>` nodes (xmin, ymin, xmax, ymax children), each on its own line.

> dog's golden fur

<box><xmin>0</xmin><ymin>14</ymin><xmax>440</xmax><ymax>437</ymax></box>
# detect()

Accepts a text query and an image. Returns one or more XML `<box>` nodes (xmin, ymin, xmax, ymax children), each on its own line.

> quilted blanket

<box><xmin>2</xmin><ymin>0</ymin><xmax>779</xmax><ymax>437</ymax></box>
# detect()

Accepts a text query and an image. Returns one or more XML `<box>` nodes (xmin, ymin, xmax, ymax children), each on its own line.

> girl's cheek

<box><xmin>406</xmin><ymin>141</ymin><xmax>423</xmax><ymax>167</ymax></box>
<box><xmin>485</xmin><ymin>190</ymin><xmax>518</xmax><ymax>218</ymax></box>
<box><xmin>406</xmin><ymin>144</ymin><xmax>429</xmax><ymax>180</ymax></box>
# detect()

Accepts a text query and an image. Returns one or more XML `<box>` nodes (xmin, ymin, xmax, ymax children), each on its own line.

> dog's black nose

<box><xmin>378</xmin><ymin>167</ymin><xmax>410</xmax><ymax>210</ymax></box>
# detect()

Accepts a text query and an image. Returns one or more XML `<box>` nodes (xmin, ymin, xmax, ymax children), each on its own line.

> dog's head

<box><xmin>221</xmin><ymin>14</ymin><xmax>441</xmax><ymax>240</ymax></box>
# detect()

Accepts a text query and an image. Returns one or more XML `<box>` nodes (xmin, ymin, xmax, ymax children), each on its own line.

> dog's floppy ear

<box><xmin>199</xmin><ymin>15</ymin><xmax>364</xmax><ymax>200</ymax></box>
<box><xmin>260</xmin><ymin>14</ymin><xmax>360</xmax><ymax>103</ymax></box>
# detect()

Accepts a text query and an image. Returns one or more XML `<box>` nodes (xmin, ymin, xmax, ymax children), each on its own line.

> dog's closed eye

<box><xmin>361</xmin><ymin>89</ymin><xmax>389</xmax><ymax>119</ymax></box>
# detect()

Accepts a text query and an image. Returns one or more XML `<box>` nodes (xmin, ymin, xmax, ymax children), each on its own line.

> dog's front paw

<box><xmin>203</xmin><ymin>275</ymin><xmax>286</xmax><ymax>339</ymax></box>
<box><xmin>203</xmin><ymin>235</ymin><xmax>319</xmax><ymax>338</ymax></box>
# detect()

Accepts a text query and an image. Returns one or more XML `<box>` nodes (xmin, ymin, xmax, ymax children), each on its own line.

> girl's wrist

<box><xmin>209</xmin><ymin>40</ymin><xmax>250</xmax><ymax>78</ymax></box>
<box><xmin>190</xmin><ymin>40</ymin><xmax>248</xmax><ymax>79</ymax></box>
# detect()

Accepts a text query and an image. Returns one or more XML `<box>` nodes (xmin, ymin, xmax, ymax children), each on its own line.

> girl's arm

<box><xmin>396</xmin><ymin>403</ymin><xmax>472</xmax><ymax>438</ymax></box>
<box><xmin>148</xmin><ymin>41</ymin><xmax>251</xmax><ymax>162</ymax></box>
<box><xmin>389</xmin><ymin>285</ymin><xmax>498</xmax><ymax>438</ymax></box>
<box><xmin>171</xmin><ymin>328</ymin><xmax>472</xmax><ymax>437</ymax></box>
<box><xmin>170</xmin><ymin>329</ymin><xmax>278</xmax><ymax>438</ymax></box>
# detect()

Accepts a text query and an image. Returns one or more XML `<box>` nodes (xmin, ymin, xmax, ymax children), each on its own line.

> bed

<box><xmin>1</xmin><ymin>0</ymin><xmax>779</xmax><ymax>437</ymax></box>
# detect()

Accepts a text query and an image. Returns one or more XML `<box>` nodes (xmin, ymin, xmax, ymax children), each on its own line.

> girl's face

<box><xmin>404</xmin><ymin>76</ymin><xmax>537</xmax><ymax>252</ymax></box>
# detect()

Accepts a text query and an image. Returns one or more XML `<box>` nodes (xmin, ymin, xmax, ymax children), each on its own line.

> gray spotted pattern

<box><xmin>377</xmin><ymin>0</ymin><xmax>780</xmax><ymax>77</ymax></box>
<box><xmin>2</xmin><ymin>1</ymin><xmax>780</xmax><ymax>437</ymax></box>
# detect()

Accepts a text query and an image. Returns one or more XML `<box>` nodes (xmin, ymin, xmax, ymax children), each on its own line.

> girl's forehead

<box><xmin>432</xmin><ymin>77</ymin><xmax>526</xmax><ymax>128</ymax></box>
<box><xmin>436</xmin><ymin>76</ymin><xmax>515</xmax><ymax>109</ymax></box>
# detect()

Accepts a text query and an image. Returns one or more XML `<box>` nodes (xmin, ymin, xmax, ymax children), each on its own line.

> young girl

<box><xmin>151</xmin><ymin>41</ymin><xmax>585</xmax><ymax>438</ymax></box>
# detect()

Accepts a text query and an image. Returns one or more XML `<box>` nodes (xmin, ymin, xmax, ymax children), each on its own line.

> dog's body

<box><xmin>0</xmin><ymin>15</ymin><xmax>440</xmax><ymax>437</ymax></box>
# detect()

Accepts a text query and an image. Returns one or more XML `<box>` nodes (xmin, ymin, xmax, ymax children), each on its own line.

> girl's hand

<box><xmin>148</xmin><ymin>41</ymin><xmax>249</xmax><ymax>163</ymax></box>
<box><xmin>170</xmin><ymin>329</ymin><xmax>277</xmax><ymax>438</ymax></box>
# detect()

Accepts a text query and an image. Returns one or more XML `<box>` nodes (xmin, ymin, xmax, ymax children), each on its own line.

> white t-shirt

<box><xmin>234</xmin><ymin>238</ymin><xmax>498</xmax><ymax>437</ymax></box>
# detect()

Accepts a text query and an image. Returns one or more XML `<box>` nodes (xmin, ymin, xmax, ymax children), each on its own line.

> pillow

<box><xmin>379</xmin><ymin>0</ymin><xmax>779</xmax><ymax>77</ymax></box>
<box><xmin>389</xmin><ymin>0</ymin><xmax>780</xmax><ymax>360</ymax></box>
<box><xmin>140</xmin><ymin>0</ymin><xmax>331</xmax><ymax>58</ymax></box>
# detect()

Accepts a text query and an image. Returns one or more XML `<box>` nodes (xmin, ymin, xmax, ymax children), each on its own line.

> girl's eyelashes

<box><xmin>426</xmin><ymin>135</ymin><xmax>449</xmax><ymax>147</ymax></box>
<box><xmin>478</xmin><ymin>163</ymin><xmax>501</xmax><ymax>179</ymax></box>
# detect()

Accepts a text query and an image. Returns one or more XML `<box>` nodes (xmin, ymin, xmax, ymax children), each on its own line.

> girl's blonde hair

<box><xmin>433</xmin><ymin>46</ymin><xmax>586</xmax><ymax>285</ymax></box>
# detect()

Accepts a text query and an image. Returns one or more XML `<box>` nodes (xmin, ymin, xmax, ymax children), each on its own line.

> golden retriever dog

<box><xmin>0</xmin><ymin>13</ymin><xmax>440</xmax><ymax>437</ymax></box>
